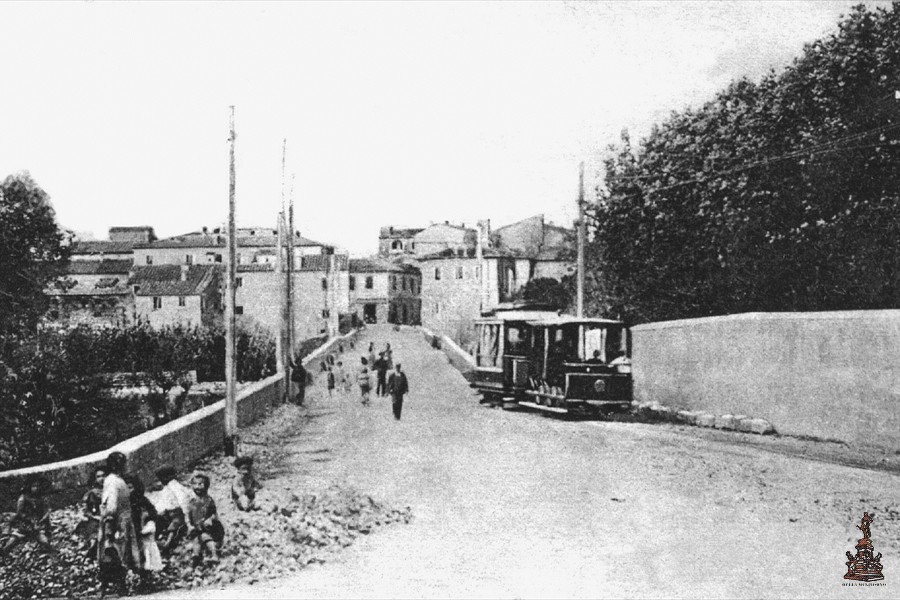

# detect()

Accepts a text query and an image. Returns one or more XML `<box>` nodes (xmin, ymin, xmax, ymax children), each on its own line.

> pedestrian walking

<box><xmin>290</xmin><ymin>358</ymin><xmax>307</xmax><ymax>405</ymax></box>
<box><xmin>357</xmin><ymin>357</ymin><xmax>372</xmax><ymax>406</ymax></box>
<box><xmin>374</xmin><ymin>352</ymin><xmax>389</xmax><ymax>397</ymax></box>
<box><xmin>326</xmin><ymin>365</ymin><xmax>335</xmax><ymax>398</ymax></box>
<box><xmin>383</xmin><ymin>343</ymin><xmax>393</xmax><ymax>370</ymax></box>
<box><xmin>367</xmin><ymin>343</ymin><xmax>376</xmax><ymax>371</ymax></box>
<box><xmin>387</xmin><ymin>363</ymin><xmax>409</xmax><ymax>420</ymax></box>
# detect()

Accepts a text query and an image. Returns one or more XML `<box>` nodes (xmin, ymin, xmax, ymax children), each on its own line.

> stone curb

<box><xmin>635</xmin><ymin>401</ymin><xmax>775</xmax><ymax>436</ymax></box>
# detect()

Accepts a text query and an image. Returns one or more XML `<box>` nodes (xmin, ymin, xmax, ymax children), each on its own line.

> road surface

<box><xmin>157</xmin><ymin>325</ymin><xmax>900</xmax><ymax>599</ymax></box>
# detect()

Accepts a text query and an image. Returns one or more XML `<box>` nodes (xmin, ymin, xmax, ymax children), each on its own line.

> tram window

<box><xmin>476</xmin><ymin>324</ymin><xmax>500</xmax><ymax>368</ymax></box>
<box><xmin>506</xmin><ymin>325</ymin><xmax>528</xmax><ymax>355</ymax></box>
<box><xmin>583</xmin><ymin>327</ymin><xmax>606</xmax><ymax>362</ymax></box>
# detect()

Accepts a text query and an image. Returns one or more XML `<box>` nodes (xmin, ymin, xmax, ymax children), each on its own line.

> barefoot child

<box><xmin>231</xmin><ymin>457</ymin><xmax>263</xmax><ymax>511</ymax></box>
<box><xmin>76</xmin><ymin>467</ymin><xmax>106</xmax><ymax>557</ymax></box>
<box><xmin>187</xmin><ymin>473</ymin><xmax>224</xmax><ymax>567</ymax></box>
<box><xmin>1</xmin><ymin>476</ymin><xmax>53</xmax><ymax>557</ymax></box>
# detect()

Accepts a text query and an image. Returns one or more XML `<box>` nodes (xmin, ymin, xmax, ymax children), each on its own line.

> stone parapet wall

<box><xmin>632</xmin><ymin>310</ymin><xmax>900</xmax><ymax>449</ymax></box>
<box><xmin>0</xmin><ymin>330</ymin><xmax>360</xmax><ymax>509</ymax></box>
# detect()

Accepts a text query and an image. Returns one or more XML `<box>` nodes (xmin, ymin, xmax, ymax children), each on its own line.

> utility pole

<box><xmin>224</xmin><ymin>106</ymin><xmax>238</xmax><ymax>455</ymax></box>
<box><xmin>280</xmin><ymin>140</ymin><xmax>292</xmax><ymax>399</ymax></box>
<box><xmin>275</xmin><ymin>210</ymin><xmax>284</xmax><ymax>382</ymax></box>
<box><xmin>287</xmin><ymin>167</ymin><xmax>296</xmax><ymax>360</ymax></box>
<box><xmin>576</xmin><ymin>161</ymin><xmax>586</xmax><ymax>319</ymax></box>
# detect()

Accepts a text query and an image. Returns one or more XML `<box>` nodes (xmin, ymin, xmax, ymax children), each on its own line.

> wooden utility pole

<box><xmin>287</xmin><ymin>165</ymin><xmax>296</xmax><ymax>361</ymax></box>
<box><xmin>576</xmin><ymin>161</ymin><xmax>586</xmax><ymax>319</ymax></box>
<box><xmin>224</xmin><ymin>106</ymin><xmax>238</xmax><ymax>455</ymax></box>
<box><xmin>275</xmin><ymin>211</ymin><xmax>284</xmax><ymax>379</ymax></box>
<box><xmin>280</xmin><ymin>140</ymin><xmax>293</xmax><ymax>399</ymax></box>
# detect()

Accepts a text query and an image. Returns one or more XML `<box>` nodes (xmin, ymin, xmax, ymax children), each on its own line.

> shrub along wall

<box><xmin>0</xmin><ymin>330</ymin><xmax>360</xmax><ymax>509</ymax></box>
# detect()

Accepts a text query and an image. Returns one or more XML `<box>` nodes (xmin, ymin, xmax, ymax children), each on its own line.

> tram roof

<box><xmin>474</xmin><ymin>310</ymin><xmax>560</xmax><ymax>323</ymax></box>
<box><xmin>525</xmin><ymin>316</ymin><xmax>625</xmax><ymax>327</ymax></box>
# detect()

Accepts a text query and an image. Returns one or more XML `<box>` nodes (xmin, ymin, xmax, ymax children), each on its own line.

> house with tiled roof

<box><xmin>378</xmin><ymin>226</ymin><xmax>424</xmax><ymax>256</ymax></box>
<box><xmin>130</xmin><ymin>264</ymin><xmax>222</xmax><ymax>328</ymax></box>
<box><xmin>348</xmin><ymin>258</ymin><xmax>421</xmax><ymax>325</ymax></box>
<box><xmin>46</xmin><ymin>259</ymin><xmax>135</xmax><ymax>328</ymax></box>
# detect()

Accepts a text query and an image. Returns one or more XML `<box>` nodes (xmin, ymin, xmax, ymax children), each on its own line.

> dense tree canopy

<box><xmin>590</xmin><ymin>5</ymin><xmax>900</xmax><ymax>324</ymax></box>
<box><xmin>0</xmin><ymin>172</ymin><xmax>70</xmax><ymax>335</ymax></box>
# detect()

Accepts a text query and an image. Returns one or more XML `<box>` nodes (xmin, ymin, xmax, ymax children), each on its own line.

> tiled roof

<box><xmin>130</xmin><ymin>265</ymin><xmax>219</xmax><ymax>296</ymax></box>
<box><xmin>380</xmin><ymin>227</ymin><xmax>424</xmax><ymax>239</ymax></box>
<box><xmin>71</xmin><ymin>241</ymin><xmax>135</xmax><ymax>255</ymax></box>
<box><xmin>136</xmin><ymin>233</ymin><xmax>326</xmax><ymax>249</ymax></box>
<box><xmin>47</xmin><ymin>279</ymin><xmax>131</xmax><ymax>297</ymax></box>
<box><xmin>65</xmin><ymin>259</ymin><xmax>133</xmax><ymax>275</ymax></box>
<box><xmin>235</xmin><ymin>255</ymin><xmax>349</xmax><ymax>273</ymax></box>
<box><xmin>349</xmin><ymin>258</ymin><xmax>418</xmax><ymax>273</ymax></box>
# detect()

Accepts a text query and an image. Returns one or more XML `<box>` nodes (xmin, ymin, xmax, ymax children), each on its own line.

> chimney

<box><xmin>202</xmin><ymin>226</ymin><xmax>208</xmax><ymax>234</ymax></box>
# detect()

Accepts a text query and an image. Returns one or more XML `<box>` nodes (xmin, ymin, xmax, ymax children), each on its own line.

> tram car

<box><xmin>518</xmin><ymin>316</ymin><xmax>632</xmax><ymax>416</ymax></box>
<box><xmin>470</xmin><ymin>308</ymin><xmax>558</xmax><ymax>407</ymax></box>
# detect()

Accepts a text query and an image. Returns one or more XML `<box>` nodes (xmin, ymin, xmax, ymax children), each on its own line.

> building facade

<box><xmin>131</xmin><ymin>264</ymin><xmax>223</xmax><ymax>328</ymax></box>
<box><xmin>348</xmin><ymin>258</ymin><xmax>421</xmax><ymax>325</ymax></box>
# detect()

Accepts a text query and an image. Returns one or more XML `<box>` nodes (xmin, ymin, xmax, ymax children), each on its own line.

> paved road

<box><xmin>160</xmin><ymin>325</ymin><xmax>900</xmax><ymax>599</ymax></box>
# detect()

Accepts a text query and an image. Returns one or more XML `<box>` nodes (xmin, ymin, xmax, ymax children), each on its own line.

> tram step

<box><xmin>519</xmin><ymin>401</ymin><xmax>569</xmax><ymax>414</ymax></box>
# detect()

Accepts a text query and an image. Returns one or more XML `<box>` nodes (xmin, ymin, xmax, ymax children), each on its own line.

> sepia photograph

<box><xmin>0</xmin><ymin>1</ymin><xmax>898</xmax><ymax>598</ymax></box>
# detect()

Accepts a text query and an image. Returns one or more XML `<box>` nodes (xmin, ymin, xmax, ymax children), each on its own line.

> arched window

<box><xmin>392</xmin><ymin>240</ymin><xmax>403</xmax><ymax>250</ymax></box>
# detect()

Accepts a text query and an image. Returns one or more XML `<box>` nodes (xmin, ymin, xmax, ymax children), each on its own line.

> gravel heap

<box><xmin>0</xmin><ymin>403</ymin><xmax>412</xmax><ymax>599</ymax></box>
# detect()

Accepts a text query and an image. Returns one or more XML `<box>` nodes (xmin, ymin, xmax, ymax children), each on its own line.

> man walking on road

<box><xmin>357</xmin><ymin>357</ymin><xmax>372</xmax><ymax>406</ymax></box>
<box><xmin>387</xmin><ymin>363</ymin><xmax>409</xmax><ymax>420</ymax></box>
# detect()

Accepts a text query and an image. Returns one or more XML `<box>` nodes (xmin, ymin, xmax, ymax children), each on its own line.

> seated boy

<box><xmin>153</xmin><ymin>465</ymin><xmax>195</xmax><ymax>553</ymax></box>
<box><xmin>187</xmin><ymin>473</ymin><xmax>224</xmax><ymax>567</ymax></box>
<box><xmin>231</xmin><ymin>457</ymin><xmax>263</xmax><ymax>511</ymax></box>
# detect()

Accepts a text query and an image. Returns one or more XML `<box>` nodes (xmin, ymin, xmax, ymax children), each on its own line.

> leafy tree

<box><xmin>591</xmin><ymin>4</ymin><xmax>900</xmax><ymax>323</ymax></box>
<box><xmin>0</xmin><ymin>172</ymin><xmax>70</xmax><ymax>336</ymax></box>
<box><xmin>514</xmin><ymin>277</ymin><xmax>572</xmax><ymax>311</ymax></box>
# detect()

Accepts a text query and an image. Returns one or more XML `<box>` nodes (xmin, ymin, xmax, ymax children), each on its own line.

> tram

<box><xmin>518</xmin><ymin>316</ymin><xmax>632</xmax><ymax>416</ymax></box>
<box><xmin>470</xmin><ymin>307</ymin><xmax>558</xmax><ymax>407</ymax></box>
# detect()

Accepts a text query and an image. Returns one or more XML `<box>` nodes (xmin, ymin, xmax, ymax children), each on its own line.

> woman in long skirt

<box><xmin>98</xmin><ymin>452</ymin><xmax>142</xmax><ymax>594</ymax></box>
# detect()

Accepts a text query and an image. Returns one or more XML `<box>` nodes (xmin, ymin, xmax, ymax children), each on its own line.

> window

<box><xmin>476</xmin><ymin>323</ymin><xmax>500</xmax><ymax>368</ymax></box>
<box><xmin>456</xmin><ymin>248</ymin><xmax>464</xmax><ymax>257</ymax></box>
<box><xmin>321</xmin><ymin>278</ymin><xmax>328</xmax><ymax>291</ymax></box>
<box><xmin>434</xmin><ymin>267</ymin><xmax>441</xmax><ymax>281</ymax></box>
<box><xmin>365</xmin><ymin>276</ymin><xmax>373</xmax><ymax>289</ymax></box>
<box><xmin>178</xmin><ymin>296</ymin><xmax>186</xmax><ymax>307</ymax></box>
<box><xmin>456</xmin><ymin>266</ymin><xmax>464</xmax><ymax>279</ymax></box>
<box><xmin>145</xmin><ymin>255</ymin><xmax>153</xmax><ymax>265</ymax></box>
<box><xmin>235</xmin><ymin>277</ymin><xmax>243</xmax><ymax>288</ymax></box>
<box><xmin>391</xmin><ymin>275</ymin><xmax>397</xmax><ymax>291</ymax></box>
<box><xmin>152</xmin><ymin>297</ymin><xmax>162</xmax><ymax>310</ymax></box>
<box><xmin>215</xmin><ymin>254</ymin><xmax>223</xmax><ymax>263</ymax></box>
<box><xmin>402</xmin><ymin>277</ymin><xmax>408</xmax><ymax>291</ymax></box>
<box><xmin>349</xmin><ymin>276</ymin><xmax>356</xmax><ymax>291</ymax></box>
<box><xmin>322</xmin><ymin>309</ymin><xmax>330</xmax><ymax>318</ymax></box>
<box><xmin>235</xmin><ymin>306</ymin><xmax>244</xmax><ymax>315</ymax></box>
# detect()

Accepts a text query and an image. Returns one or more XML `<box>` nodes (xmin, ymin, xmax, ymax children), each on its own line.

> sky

<box><xmin>0</xmin><ymin>1</ymin><xmax>889</xmax><ymax>256</ymax></box>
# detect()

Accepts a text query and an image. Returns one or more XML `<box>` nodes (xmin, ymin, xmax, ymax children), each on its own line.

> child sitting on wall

<box><xmin>187</xmin><ymin>473</ymin><xmax>224</xmax><ymax>567</ymax></box>
<box><xmin>1</xmin><ymin>476</ymin><xmax>54</xmax><ymax>557</ymax></box>
<box><xmin>152</xmin><ymin>466</ymin><xmax>194</xmax><ymax>554</ymax></box>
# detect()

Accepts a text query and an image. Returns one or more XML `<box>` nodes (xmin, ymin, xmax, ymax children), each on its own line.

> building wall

<box><xmin>135</xmin><ymin>295</ymin><xmax>203</xmax><ymax>328</ymax></box>
<box><xmin>533</xmin><ymin>260</ymin><xmax>574</xmax><ymax>281</ymax></box>
<box><xmin>419</xmin><ymin>257</ymin><xmax>482</xmax><ymax>345</ymax></box>
<box><xmin>632</xmin><ymin>310</ymin><xmax>900</xmax><ymax>450</ymax></box>
<box><xmin>349</xmin><ymin>271</ymin><xmax>389</xmax><ymax>324</ymax></box>
<box><xmin>388</xmin><ymin>271</ymin><xmax>422</xmax><ymax>325</ymax></box>
<box><xmin>51</xmin><ymin>295</ymin><xmax>133</xmax><ymax>328</ymax></box>
<box><xmin>237</xmin><ymin>269</ymin><xmax>344</xmax><ymax>341</ymax></box>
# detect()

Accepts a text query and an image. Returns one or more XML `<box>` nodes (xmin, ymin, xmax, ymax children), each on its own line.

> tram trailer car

<box><xmin>470</xmin><ymin>310</ymin><xmax>558</xmax><ymax>407</ymax></box>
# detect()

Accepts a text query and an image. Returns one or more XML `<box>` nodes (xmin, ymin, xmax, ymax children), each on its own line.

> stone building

<box><xmin>130</xmin><ymin>264</ymin><xmax>222</xmax><ymax>329</ymax></box>
<box><xmin>348</xmin><ymin>258</ymin><xmax>421</xmax><ymax>325</ymax></box>
<box><xmin>378</xmin><ymin>226</ymin><xmax>423</xmax><ymax>257</ymax></box>
<box><xmin>236</xmin><ymin>254</ymin><xmax>349</xmax><ymax>341</ymax></box>
<box><xmin>69</xmin><ymin>226</ymin><xmax>154</xmax><ymax>262</ymax></box>
<box><xmin>412</xmin><ymin>222</ymin><xmax>477</xmax><ymax>257</ymax></box>
<box><xmin>416</xmin><ymin>215</ymin><xmax>573</xmax><ymax>344</ymax></box>
<box><xmin>46</xmin><ymin>259</ymin><xmax>135</xmax><ymax>328</ymax></box>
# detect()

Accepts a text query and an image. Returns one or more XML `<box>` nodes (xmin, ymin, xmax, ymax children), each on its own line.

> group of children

<box><xmin>1</xmin><ymin>451</ymin><xmax>266</xmax><ymax>594</ymax></box>
<box><xmin>323</xmin><ymin>341</ymin><xmax>395</xmax><ymax>404</ymax></box>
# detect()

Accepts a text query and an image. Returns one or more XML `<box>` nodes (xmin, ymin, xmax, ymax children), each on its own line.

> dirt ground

<box><xmin>152</xmin><ymin>325</ymin><xmax>900</xmax><ymax>599</ymax></box>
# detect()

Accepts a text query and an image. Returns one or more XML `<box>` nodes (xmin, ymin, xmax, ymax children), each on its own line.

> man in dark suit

<box><xmin>386</xmin><ymin>363</ymin><xmax>409</xmax><ymax>421</ymax></box>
